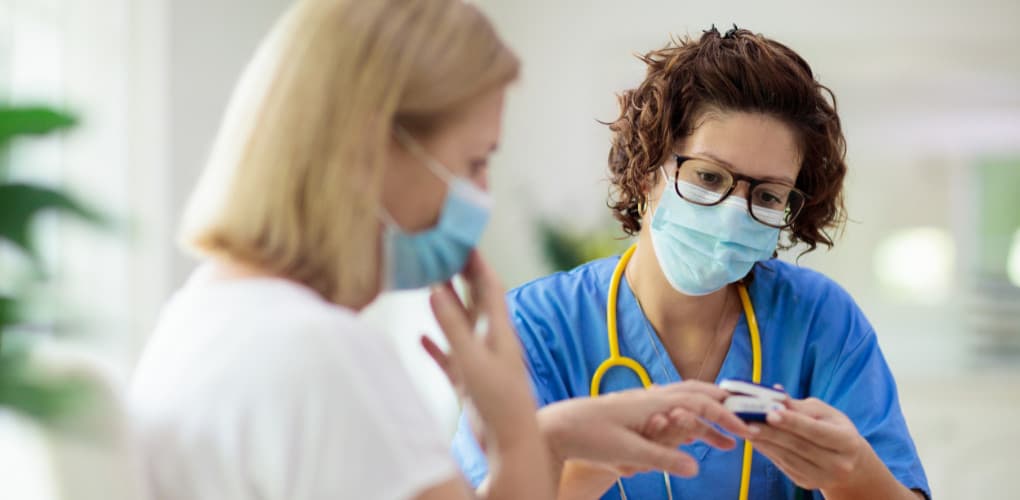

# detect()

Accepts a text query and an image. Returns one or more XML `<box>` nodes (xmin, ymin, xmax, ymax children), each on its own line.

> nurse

<box><xmin>128</xmin><ymin>2</ymin><xmax>754</xmax><ymax>500</ymax></box>
<box><xmin>452</xmin><ymin>26</ymin><xmax>931</xmax><ymax>500</ymax></box>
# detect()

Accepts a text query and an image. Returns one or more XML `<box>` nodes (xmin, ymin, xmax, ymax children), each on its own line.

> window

<box><xmin>1</xmin><ymin>1</ymin><xmax>166</xmax><ymax>498</ymax></box>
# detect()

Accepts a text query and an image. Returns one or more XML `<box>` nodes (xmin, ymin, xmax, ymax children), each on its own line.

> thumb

<box><xmin>617</xmin><ymin>433</ymin><xmax>700</xmax><ymax>478</ymax></box>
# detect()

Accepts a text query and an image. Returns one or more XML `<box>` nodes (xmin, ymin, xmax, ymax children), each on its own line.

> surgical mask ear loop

<box><xmin>631</xmin><ymin>165</ymin><xmax>674</xmax><ymax>221</ymax></box>
<box><xmin>377</xmin><ymin>206</ymin><xmax>400</xmax><ymax>228</ymax></box>
<box><xmin>393</xmin><ymin>125</ymin><xmax>455</xmax><ymax>183</ymax></box>
<box><xmin>655</xmin><ymin>164</ymin><xmax>674</xmax><ymax>206</ymax></box>
<box><xmin>383</xmin><ymin>126</ymin><xmax>456</xmax><ymax>234</ymax></box>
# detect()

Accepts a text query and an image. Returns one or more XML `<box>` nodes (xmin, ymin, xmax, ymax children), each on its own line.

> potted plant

<box><xmin>0</xmin><ymin>104</ymin><xmax>99</xmax><ymax>424</ymax></box>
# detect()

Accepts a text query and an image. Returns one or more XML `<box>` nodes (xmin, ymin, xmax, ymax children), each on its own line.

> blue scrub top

<box><xmin>451</xmin><ymin>256</ymin><xmax>931</xmax><ymax>499</ymax></box>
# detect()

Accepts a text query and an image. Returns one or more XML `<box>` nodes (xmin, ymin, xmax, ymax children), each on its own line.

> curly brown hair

<box><xmin>607</xmin><ymin>26</ymin><xmax>847</xmax><ymax>253</ymax></box>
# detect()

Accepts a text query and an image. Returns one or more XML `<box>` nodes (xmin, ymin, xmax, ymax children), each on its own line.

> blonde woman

<box><xmin>128</xmin><ymin>1</ymin><xmax>753</xmax><ymax>499</ymax></box>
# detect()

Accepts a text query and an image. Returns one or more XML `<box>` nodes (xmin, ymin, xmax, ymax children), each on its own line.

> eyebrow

<box><xmin>692</xmin><ymin>150</ymin><xmax>796</xmax><ymax>185</ymax></box>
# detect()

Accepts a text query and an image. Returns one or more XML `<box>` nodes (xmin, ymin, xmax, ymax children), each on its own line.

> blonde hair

<box><xmin>181</xmin><ymin>0</ymin><xmax>519</xmax><ymax>307</ymax></box>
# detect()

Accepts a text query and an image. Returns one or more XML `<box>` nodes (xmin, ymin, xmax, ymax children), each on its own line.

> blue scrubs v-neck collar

<box><xmin>612</xmin><ymin>262</ymin><xmax>753</xmax><ymax>460</ymax></box>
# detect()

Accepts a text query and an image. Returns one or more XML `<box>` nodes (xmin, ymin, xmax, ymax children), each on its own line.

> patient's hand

<box><xmin>538</xmin><ymin>381</ymin><xmax>752</xmax><ymax>478</ymax></box>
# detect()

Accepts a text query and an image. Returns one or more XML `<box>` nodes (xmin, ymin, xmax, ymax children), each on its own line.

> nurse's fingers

<box><xmin>750</xmin><ymin>423</ymin><xmax>829</xmax><ymax>462</ymax></box>
<box><xmin>749</xmin><ymin>440</ymin><xmax>819</xmax><ymax>489</ymax></box>
<box><xmin>785</xmin><ymin>397</ymin><xmax>835</xmax><ymax>419</ymax></box>
<box><xmin>767</xmin><ymin>403</ymin><xmax>849</xmax><ymax>451</ymax></box>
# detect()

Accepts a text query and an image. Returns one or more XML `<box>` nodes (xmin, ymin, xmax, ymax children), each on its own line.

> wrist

<box><xmin>820</xmin><ymin>438</ymin><xmax>898</xmax><ymax>499</ymax></box>
<box><xmin>536</xmin><ymin>405</ymin><xmax>569</xmax><ymax>466</ymax></box>
<box><xmin>491</xmin><ymin>412</ymin><xmax>545</xmax><ymax>453</ymax></box>
<box><xmin>482</xmin><ymin>394</ymin><xmax>543</xmax><ymax>456</ymax></box>
<box><xmin>559</xmin><ymin>461</ymin><xmax>620</xmax><ymax>500</ymax></box>
<box><xmin>487</xmin><ymin>418</ymin><xmax>550</xmax><ymax>478</ymax></box>
<box><xmin>485</xmin><ymin>431</ymin><xmax>557</xmax><ymax>500</ymax></box>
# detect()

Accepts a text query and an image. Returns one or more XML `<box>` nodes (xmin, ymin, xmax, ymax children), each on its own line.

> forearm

<box><xmin>536</xmin><ymin>409</ymin><xmax>617</xmax><ymax>500</ymax></box>
<box><xmin>556</xmin><ymin>460</ymin><xmax>618</xmax><ymax>500</ymax></box>
<box><xmin>479</xmin><ymin>422</ymin><xmax>556</xmax><ymax>500</ymax></box>
<box><xmin>820</xmin><ymin>447</ymin><xmax>923</xmax><ymax>500</ymax></box>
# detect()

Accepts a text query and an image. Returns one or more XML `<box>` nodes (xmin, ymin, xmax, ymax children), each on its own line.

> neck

<box><xmin>624</xmin><ymin>236</ymin><xmax>739</xmax><ymax>380</ymax></box>
<box><xmin>626</xmin><ymin>240</ymin><xmax>732</xmax><ymax>333</ymax></box>
<box><xmin>207</xmin><ymin>256</ymin><xmax>379</xmax><ymax>312</ymax></box>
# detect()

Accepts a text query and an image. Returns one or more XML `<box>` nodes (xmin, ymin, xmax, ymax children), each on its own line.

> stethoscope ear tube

<box><xmin>593</xmin><ymin>244</ymin><xmax>764</xmax><ymax>500</ymax></box>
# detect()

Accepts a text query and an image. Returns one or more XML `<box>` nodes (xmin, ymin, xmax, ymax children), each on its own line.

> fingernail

<box><xmin>766</xmin><ymin>411</ymin><xmax>781</xmax><ymax>424</ymax></box>
<box><xmin>748</xmin><ymin>425</ymin><xmax>761</xmax><ymax>435</ymax></box>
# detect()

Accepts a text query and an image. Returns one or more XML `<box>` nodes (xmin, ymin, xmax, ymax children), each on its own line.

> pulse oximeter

<box><xmin>719</xmin><ymin>379</ymin><xmax>787</xmax><ymax>422</ymax></box>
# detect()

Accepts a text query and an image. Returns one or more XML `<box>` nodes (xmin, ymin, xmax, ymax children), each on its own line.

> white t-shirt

<box><xmin>128</xmin><ymin>268</ymin><xmax>457</xmax><ymax>500</ymax></box>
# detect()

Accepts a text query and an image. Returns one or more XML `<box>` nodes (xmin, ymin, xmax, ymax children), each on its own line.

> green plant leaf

<box><xmin>0</xmin><ymin>294</ymin><xmax>17</xmax><ymax>331</ymax></box>
<box><xmin>0</xmin><ymin>106</ymin><xmax>77</xmax><ymax>147</ymax></box>
<box><xmin>536</xmin><ymin>219</ymin><xmax>630</xmax><ymax>272</ymax></box>
<box><xmin>537</xmin><ymin>221</ymin><xmax>590</xmax><ymax>272</ymax></box>
<box><xmin>0</xmin><ymin>183</ymin><xmax>103</xmax><ymax>259</ymax></box>
<box><xmin>0</xmin><ymin>345</ymin><xmax>92</xmax><ymax>424</ymax></box>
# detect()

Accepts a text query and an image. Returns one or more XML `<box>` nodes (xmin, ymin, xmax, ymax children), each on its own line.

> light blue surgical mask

<box><xmin>381</xmin><ymin>128</ymin><xmax>492</xmax><ymax>290</ymax></box>
<box><xmin>649</xmin><ymin>167</ymin><xmax>780</xmax><ymax>296</ymax></box>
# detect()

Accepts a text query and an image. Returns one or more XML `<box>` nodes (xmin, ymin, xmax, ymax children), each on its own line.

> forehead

<box><xmin>679</xmin><ymin>111</ymin><xmax>802</xmax><ymax>181</ymax></box>
<box><xmin>438</xmin><ymin>87</ymin><xmax>506</xmax><ymax>148</ymax></box>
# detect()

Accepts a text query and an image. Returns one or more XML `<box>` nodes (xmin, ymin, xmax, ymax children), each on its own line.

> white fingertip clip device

<box><xmin>719</xmin><ymin>379</ymin><xmax>787</xmax><ymax>422</ymax></box>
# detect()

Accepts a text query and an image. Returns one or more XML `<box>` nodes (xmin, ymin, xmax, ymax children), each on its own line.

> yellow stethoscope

<box><xmin>590</xmin><ymin>244</ymin><xmax>763</xmax><ymax>500</ymax></box>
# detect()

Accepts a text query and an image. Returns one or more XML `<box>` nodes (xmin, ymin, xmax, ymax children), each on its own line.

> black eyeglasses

<box><xmin>669</xmin><ymin>154</ymin><xmax>807</xmax><ymax>229</ymax></box>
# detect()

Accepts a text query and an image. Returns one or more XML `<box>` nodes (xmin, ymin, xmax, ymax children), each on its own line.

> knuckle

<box><xmin>681</xmin><ymin>414</ymin><xmax>700</xmax><ymax>431</ymax></box>
<box><xmin>692</xmin><ymin>395</ymin><xmax>712</xmax><ymax>413</ymax></box>
<box><xmin>835</xmin><ymin>458</ymin><xmax>854</xmax><ymax>477</ymax></box>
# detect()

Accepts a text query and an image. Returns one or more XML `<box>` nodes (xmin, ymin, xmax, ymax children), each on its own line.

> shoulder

<box><xmin>507</xmin><ymin>256</ymin><xmax>618</xmax><ymax>313</ymax></box>
<box><xmin>504</xmin><ymin>256</ymin><xmax>617</xmax><ymax>346</ymax></box>
<box><xmin>130</xmin><ymin>281</ymin><xmax>455</xmax><ymax>500</ymax></box>
<box><xmin>219</xmin><ymin>281</ymin><xmax>387</xmax><ymax>385</ymax></box>
<box><xmin>754</xmin><ymin>259</ymin><xmax>862</xmax><ymax>313</ymax></box>
<box><xmin>230</xmin><ymin>283</ymin><xmax>406</xmax><ymax>401</ymax></box>
<box><xmin>131</xmin><ymin>278</ymin><xmax>396</xmax><ymax>417</ymax></box>
<box><xmin>756</xmin><ymin>258</ymin><xmax>846</xmax><ymax>296</ymax></box>
<box><xmin>753</xmin><ymin>259</ymin><xmax>876</xmax><ymax>353</ymax></box>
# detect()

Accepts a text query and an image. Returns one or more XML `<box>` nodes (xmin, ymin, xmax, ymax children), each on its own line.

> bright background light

<box><xmin>874</xmin><ymin>227</ymin><xmax>956</xmax><ymax>304</ymax></box>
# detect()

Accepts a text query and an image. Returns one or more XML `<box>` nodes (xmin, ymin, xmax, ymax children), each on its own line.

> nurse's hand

<box><xmin>748</xmin><ymin>398</ymin><xmax>865</xmax><ymax>491</ymax></box>
<box><xmin>748</xmin><ymin>398</ymin><xmax>921</xmax><ymax>499</ymax></box>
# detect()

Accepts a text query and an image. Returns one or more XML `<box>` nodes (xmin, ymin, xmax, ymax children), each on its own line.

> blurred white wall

<box><xmin>167</xmin><ymin>0</ymin><xmax>292</xmax><ymax>293</ymax></box>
